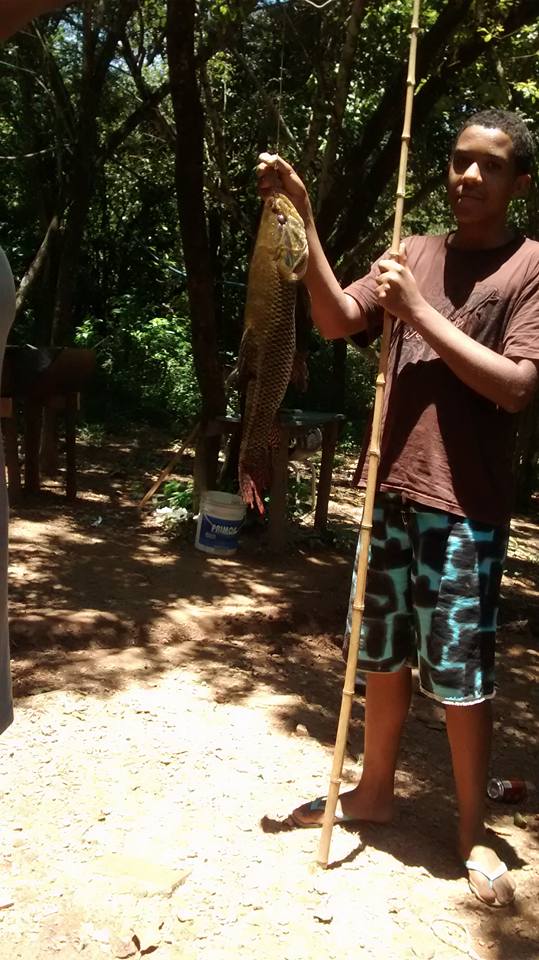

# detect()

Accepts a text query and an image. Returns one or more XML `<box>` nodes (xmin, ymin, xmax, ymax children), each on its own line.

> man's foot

<box><xmin>464</xmin><ymin>844</ymin><xmax>516</xmax><ymax>907</ymax></box>
<box><xmin>289</xmin><ymin>784</ymin><xmax>394</xmax><ymax>828</ymax></box>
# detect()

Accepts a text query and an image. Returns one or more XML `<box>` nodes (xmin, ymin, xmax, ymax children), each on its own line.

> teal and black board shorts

<box><xmin>344</xmin><ymin>493</ymin><xmax>509</xmax><ymax>705</ymax></box>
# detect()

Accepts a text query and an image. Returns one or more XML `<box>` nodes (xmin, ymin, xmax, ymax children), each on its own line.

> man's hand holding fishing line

<box><xmin>257</xmin><ymin>153</ymin><xmax>366</xmax><ymax>339</ymax></box>
<box><xmin>256</xmin><ymin>152</ymin><xmax>313</xmax><ymax>223</ymax></box>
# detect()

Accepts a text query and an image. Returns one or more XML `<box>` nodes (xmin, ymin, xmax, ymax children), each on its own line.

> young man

<box><xmin>257</xmin><ymin>109</ymin><xmax>538</xmax><ymax>907</ymax></box>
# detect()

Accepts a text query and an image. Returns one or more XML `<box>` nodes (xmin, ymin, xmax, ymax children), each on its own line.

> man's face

<box><xmin>447</xmin><ymin>124</ymin><xmax>529</xmax><ymax>228</ymax></box>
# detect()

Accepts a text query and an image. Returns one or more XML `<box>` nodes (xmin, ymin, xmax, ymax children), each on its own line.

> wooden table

<box><xmin>0</xmin><ymin>346</ymin><xmax>95</xmax><ymax>500</ymax></box>
<box><xmin>206</xmin><ymin>410</ymin><xmax>345</xmax><ymax>552</ymax></box>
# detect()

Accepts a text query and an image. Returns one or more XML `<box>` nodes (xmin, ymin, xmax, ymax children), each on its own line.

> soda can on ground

<box><xmin>487</xmin><ymin>778</ymin><xmax>531</xmax><ymax>803</ymax></box>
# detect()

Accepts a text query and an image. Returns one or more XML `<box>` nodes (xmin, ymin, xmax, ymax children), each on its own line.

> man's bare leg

<box><xmin>291</xmin><ymin>666</ymin><xmax>412</xmax><ymax>825</ymax></box>
<box><xmin>446</xmin><ymin>700</ymin><xmax>516</xmax><ymax>905</ymax></box>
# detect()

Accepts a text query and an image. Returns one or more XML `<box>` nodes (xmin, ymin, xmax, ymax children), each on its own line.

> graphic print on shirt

<box><xmin>397</xmin><ymin>286</ymin><xmax>505</xmax><ymax>367</ymax></box>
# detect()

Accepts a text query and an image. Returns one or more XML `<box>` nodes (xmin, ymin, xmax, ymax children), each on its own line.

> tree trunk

<box><xmin>167</xmin><ymin>0</ymin><xmax>226</xmax><ymax>500</ymax></box>
<box><xmin>15</xmin><ymin>214</ymin><xmax>60</xmax><ymax>320</ymax></box>
<box><xmin>41</xmin><ymin>2</ymin><xmax>137</xmax><ymax>472</ymax></box>
<box><xmin>332</xmin><ymin>339</ymin><xmax>347</xmax><ymax>413</ymax></box>
<box><xmin>50</xmin><ymin>181</ymin><xmax>95</xmax><ymax>345</ymax></box>
<box><xmin>316</xmin><ymin>0</ymin><xmax>369</xmax><ymax>211</ymax></box>
<box><xmin>51</xmin><ymin>1</ymin><xmax>137</xmax><ymax>343</ymax></box>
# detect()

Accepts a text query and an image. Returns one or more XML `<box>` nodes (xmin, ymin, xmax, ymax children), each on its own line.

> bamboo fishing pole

<box><xmin>317</xmin><ymin>0</ymin><xmax>422</xmax><ymax>869</ymax></box>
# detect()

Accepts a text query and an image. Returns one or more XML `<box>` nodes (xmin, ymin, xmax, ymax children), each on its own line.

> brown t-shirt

<box><xmin>345</xmin><ymin>234</ymin><xmax>539</xmax><ymax>525</ymax></box>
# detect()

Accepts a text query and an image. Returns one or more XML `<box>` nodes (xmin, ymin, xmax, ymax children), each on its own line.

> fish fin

<box><xmin>236</xmin><ymin>328</ymin><xmax>257</xmax><ymax>386</ymax></box>
<box><xmin>240</xmin><ymin>472</ymin><xmax>265</xmax><ymax>515</ymax></box>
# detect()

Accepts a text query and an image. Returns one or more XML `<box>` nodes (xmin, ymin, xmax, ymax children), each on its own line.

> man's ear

<box><xmin>512</xmin><ymin>173</ymin><xmax>531</xmax><ymax>200</ymax></box>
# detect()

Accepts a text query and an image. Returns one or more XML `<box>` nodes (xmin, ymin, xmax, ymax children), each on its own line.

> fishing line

<box><xmin>275</xmin><ymin>5</ymin><xmax>286</xmax><ymax>154</ymax></box>
<box><xmin>274</xmin><ymin>0</ymin><xmax>337</xmax><ymax>153</ymax></box>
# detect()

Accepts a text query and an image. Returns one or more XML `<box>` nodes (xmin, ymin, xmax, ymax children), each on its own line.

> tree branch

<box><xmin>233</xmin><ymin>48</ymin><xmax>300</xmax><ymax>152</ymax></box>
<box><xmin>316</xmin><ymin>0</ymin><xmax>475</xmax><ymax>245</ymax></box>
<box><xmin>316</xmin><ymin>0</ymin><xmax>369</xmax><ymax>211</ymax></box>
<box><xmin>15</xmin><ymin>213</ymin><xmax>60</xmax><ymax>317</ymax></box>
<box><xmin>101</xmin><ymin>80</ymin><xmax>171</xmax><ymax>161</ymax></box>
<box><xmin>120</xmin><ymin>34</ymin><xmax>176</xmax><ymax>146</ymax></box>
<box><xmin>200</xmin><ymin>62</ymin><xmax>252</xmax><ymax>234</ymax></box>
<box><xmin>325</xmin><ymin>0</ymin><xmax>538</xmax><ymax>261</ymax></box>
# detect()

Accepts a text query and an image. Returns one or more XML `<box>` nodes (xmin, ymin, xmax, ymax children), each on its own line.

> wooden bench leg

<box><xmin>65</xmin><ymin>392</ymin><xmax>78</xmax><ymax>501</ymax></box>
<box><xmin>24</xmin><ymin>401</ymin><xmax>42</xmax><ymax>494</ymax></box>
<box><xmin>193</xmin><ymin>433</ymin><xmax>221</xmax><ymax>511</ymax></box>
<box><xmin>2</xmin><ymin>413</ymin><xmax>21</xmax><ymax>499</ymax></box>
<box><xmin>40</xmin><ymin>407</ymin><xmax>59</xmax><ymax>476</ymax></box>
<box><xmin>314</xmin><ymin>420</ymin><xmax>339</xmax><ymax>532</ymax></box>
<box><xmin>269</xmin><ymin>426</ymin><xmax>289</xmax><ymax>553</ymax></box>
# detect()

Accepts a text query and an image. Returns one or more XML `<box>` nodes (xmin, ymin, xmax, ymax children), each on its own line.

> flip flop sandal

<box><xmin>465</xmin><ymin>858</ymin><xmax>515</xmax><ymax>907</ymax></box>
<box><xmin>289</xmin><ymin>795</ymin><xmax>357</xmax><ymax>829</ymax></box>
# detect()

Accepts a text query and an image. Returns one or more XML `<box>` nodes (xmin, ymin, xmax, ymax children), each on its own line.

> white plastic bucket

<box><xmin>195</xmin><ymin>491</ymin><xmax>246</xmax><ymax>556</ymax></box>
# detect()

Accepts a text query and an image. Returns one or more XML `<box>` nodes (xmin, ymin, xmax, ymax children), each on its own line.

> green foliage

<box><xmin>158</xmin><ymin>479</ymin><xmax>194</xmax><ymax>512</ymax></box>
<box><xmin>512</xmin><ymin>80</ymin><xmax>539</xmax><ymax>104</ymax></box>
<box><xmin>152</xmin><ymin>480</ymin><xmax>195</xmax><ymax>537</ymax></box>
<box><xmin>287</xmin><ymin>332</ymin><xmax>375</xmax><ymax>443</ymax></box>
<box><xmin>77</xmin><ymin>422</ymin><xmax>106</xmax><ymax>445</ymax></box>
<box><xmin>287</xmin><ymin>474</ymin><xmax>314</xmax><ymax>519</ymax></box>
<box><xmin>75</xmin><ymin>298</ymin><xmax>200</xmax><ymax>424</ymax></box>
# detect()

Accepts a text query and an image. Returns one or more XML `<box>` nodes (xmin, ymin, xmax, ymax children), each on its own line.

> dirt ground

<box><xmin>0</xmin><ymin>429</ymin><xmax>538</xmax><ymax>960</ymax></box>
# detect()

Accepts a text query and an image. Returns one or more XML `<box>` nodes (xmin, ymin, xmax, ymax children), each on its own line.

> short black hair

<box><xmin>455</xmin><ymin>109</ymin><xmax>535</xmax><ymax>175</ymax></box>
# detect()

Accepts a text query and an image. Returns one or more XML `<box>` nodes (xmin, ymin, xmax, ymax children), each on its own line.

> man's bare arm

<box><xmin>377</xmin><ymin>248</ymin><xmax>539</xmax><ymax>413</ymax></box>
<box><xmin>0</xmin><ymin>1</ymin><xmax>71</xmax><ymax>41</ymax></box>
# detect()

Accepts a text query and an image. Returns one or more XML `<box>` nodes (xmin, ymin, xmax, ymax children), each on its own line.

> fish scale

<box><xmin>237</xmin><ymin>192</ymin><xmax>308</xmax><ymax>513</ymax></box>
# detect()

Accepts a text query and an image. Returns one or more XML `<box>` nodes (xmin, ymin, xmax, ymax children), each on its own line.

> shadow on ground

<box><xmin>6</xmin><ymin>432</ymin><xmax>539</xmax><ymax>960</ymax></box>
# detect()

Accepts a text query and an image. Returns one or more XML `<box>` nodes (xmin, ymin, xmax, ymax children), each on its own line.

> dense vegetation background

<box><xmin>0</xmin><ymin>0</ymin><xmax>537</xmax><ymax>502</ymax></box>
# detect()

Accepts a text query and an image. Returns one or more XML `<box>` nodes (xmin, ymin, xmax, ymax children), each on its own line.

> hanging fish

<box><xmin>236</xmin><ymin>192</ymin><xmax>308</xmax><ymax>513</ymax></box>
